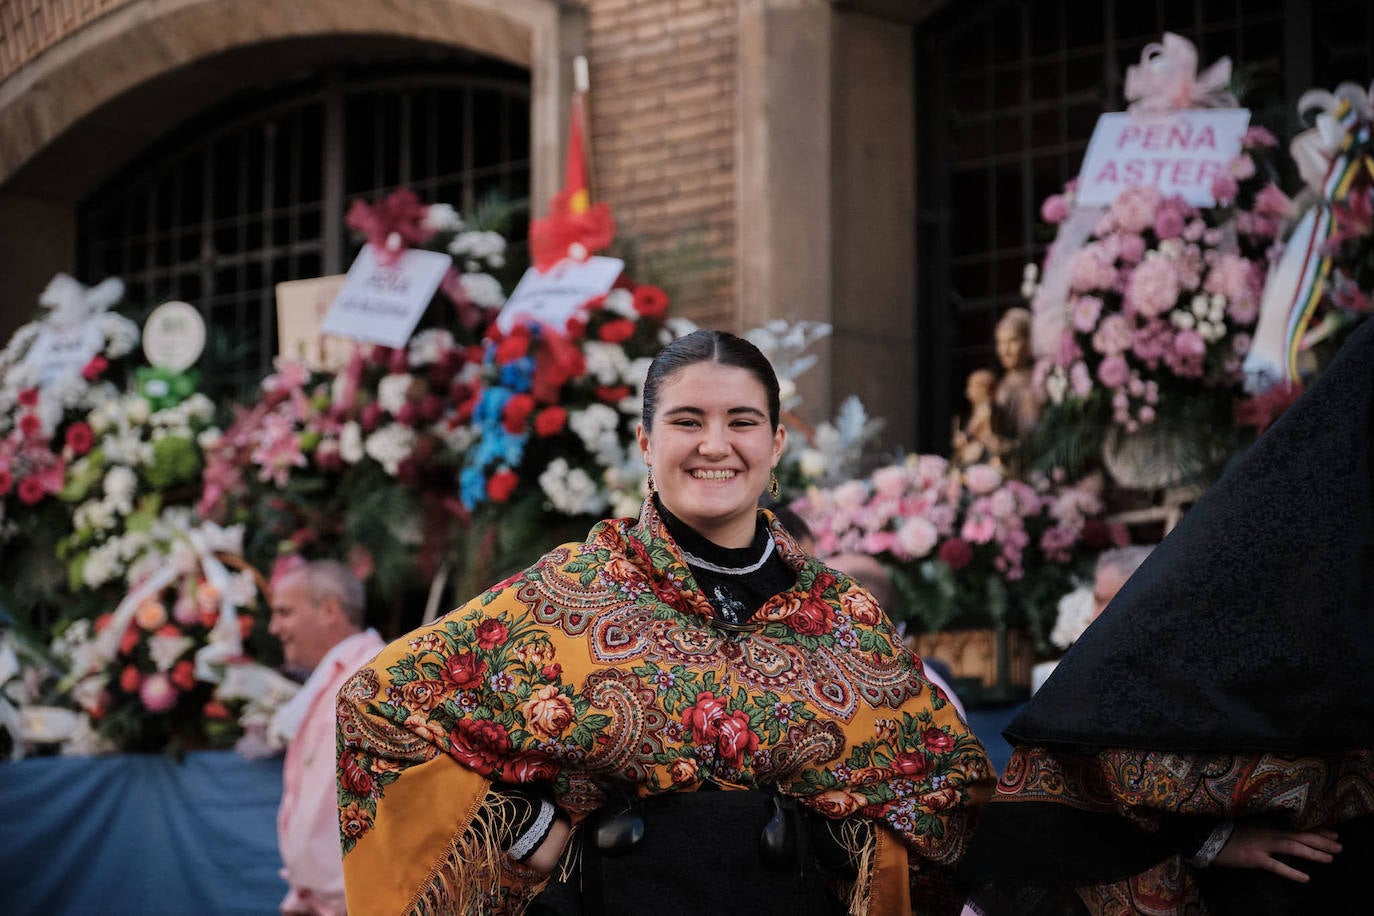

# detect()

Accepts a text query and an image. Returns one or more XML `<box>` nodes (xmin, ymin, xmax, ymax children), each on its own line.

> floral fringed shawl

<box><xmin>336</xmin><ymin>500</ymin><xmax>994</xmax><ymax>915</ymax></box>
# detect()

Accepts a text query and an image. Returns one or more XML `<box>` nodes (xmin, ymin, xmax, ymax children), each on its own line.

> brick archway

<box><xmin>0</xmin><ymin>0</ymin><xmax>581</xmax><ymax>206</ymax></box>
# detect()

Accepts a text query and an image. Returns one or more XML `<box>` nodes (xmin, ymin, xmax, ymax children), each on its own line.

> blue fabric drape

<box><xmin>0</xmin><ymin>750</ymin><xmax>286</xmax><ymax>915</ymax></box>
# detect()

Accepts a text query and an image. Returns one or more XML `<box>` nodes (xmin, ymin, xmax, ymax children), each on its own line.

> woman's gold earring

<box><xmin>646</xmin><ymin>468</ymin><xmax>656</xmax><ymax>494</ymax></box>
<box><xmin>769</xmin><ymin>471</ymin><xmax>780</xmax><ymax>499</ymax></box>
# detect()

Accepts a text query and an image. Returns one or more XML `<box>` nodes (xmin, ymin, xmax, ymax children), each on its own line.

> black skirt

<box><xmin>532</xmin><ymin>789</ymin><xmax>851</xmax><ymax>916</ymax></box>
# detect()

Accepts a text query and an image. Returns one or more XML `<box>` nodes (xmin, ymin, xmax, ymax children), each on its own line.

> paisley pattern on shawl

<box><xmin>337</xmin><ymin>499</ymin><xmax>994</xmax><ymax>914</ymax></box>
<box><xmin>982</xmin><ymin>745</ymin><xmax>1374</xmax><ymax>914</ymax></box>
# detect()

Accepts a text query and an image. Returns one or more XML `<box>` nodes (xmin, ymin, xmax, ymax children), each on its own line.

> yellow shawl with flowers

<box><xmin>337</xmin><ymin>500</ymin><xmax>994</xmax><ymax>915</ymax></box>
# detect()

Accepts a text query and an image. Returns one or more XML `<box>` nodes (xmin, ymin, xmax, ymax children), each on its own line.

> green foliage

<box><xmin>146</xmin><ymin>436</ymin><xmax>202</xmax><ymax>490</ymax></box>
<box><xmin>886</xmin><ymin>543</ymin><xmax>1094</xmax><ymax>656</ymax></box>
<box><xmin>1019</xmin><ymin>398</ymin><xmax>1109</xmax><ymax>480</ymax></box>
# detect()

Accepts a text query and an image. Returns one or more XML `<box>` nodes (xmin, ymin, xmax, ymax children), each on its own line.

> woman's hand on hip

<box><xmin>1212</xmin><ymin>823</ymin><xmax>1342</xmax><ymax>882</ymax></box>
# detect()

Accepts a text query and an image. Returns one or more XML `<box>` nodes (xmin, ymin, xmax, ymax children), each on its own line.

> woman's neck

<box><xmin>655</xmin><ymin>496</ymin><xmax>763</xmax><ymax>553</ymax></box>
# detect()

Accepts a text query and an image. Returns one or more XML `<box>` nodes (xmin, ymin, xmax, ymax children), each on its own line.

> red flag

<box><xmin>564</xmin><ymin>94</ymin><xmax>589</xmax><ymax>215</ymax></box>
<box><xmin>530</xmin><ymin>85</ymin><xmax>614</xmax><ymax>271</ymax></box>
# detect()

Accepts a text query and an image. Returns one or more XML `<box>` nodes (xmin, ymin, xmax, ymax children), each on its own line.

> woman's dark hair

<box><xmin>641</xmin><ymin>329</ymin><xmax>782</xmax><ymax>430</ymax></box>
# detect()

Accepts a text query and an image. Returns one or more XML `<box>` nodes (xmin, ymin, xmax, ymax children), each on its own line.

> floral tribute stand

<box><xmin>1027</xmin><ymin>33</ymin><xmax>1290</xmax><ymax>521</ymax></box>
<box><xmin>796</xmin><ymin>457</ymin><xmax>1119</xmax><ymax>707</ymax></box>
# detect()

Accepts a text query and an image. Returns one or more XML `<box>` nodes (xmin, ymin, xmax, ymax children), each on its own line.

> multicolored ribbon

<box><xmin>1245</xmin><ymin>98</ymin><xmax>1373</xmax><ymax>390</ymax></box>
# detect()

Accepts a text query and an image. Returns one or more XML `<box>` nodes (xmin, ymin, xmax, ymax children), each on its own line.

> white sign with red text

<box><xmin>320</xmin><ymin>246</ymin><xmax>452</xmax><ymax>348</ymax></box>
<box><xmin>1075</xmin><ymin>109</ymin><xmax>1251</xmax><ymax>207</ymax></box>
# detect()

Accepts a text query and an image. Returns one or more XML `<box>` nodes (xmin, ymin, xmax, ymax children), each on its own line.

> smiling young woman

<box><xmin>636</xmin><ymin>339</ymin><xmax>786</xmax><ymax>549</ymax></box>
<box><xmin>336</xmin><ymin>329</ymin><xmax>993</xmax><ymax>916</ymax></box>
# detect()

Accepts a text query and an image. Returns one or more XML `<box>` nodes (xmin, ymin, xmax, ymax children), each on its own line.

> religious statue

<box><xmin>952</xmin><ymin>308</ymin><xmax>1044</xmax><ymax>470</ymax></box>
<box><xmin>990</xmin><ymin>307</ymin><xmax>1043</xmax><ymax>445</ymax></box>
<box><xmin>951</xmin><ymin>368</ymin><xmax>1004</xmax><ymax>468</ymax></box>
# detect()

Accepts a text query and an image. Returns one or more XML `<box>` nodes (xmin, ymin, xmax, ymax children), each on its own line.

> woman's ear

<box><xmin>635</xmin><ymin>422</ymin><xmax>651</xmax><ymax>463</ymax></box>
<box><xmin>771</xmin><ymin>423</ymin><xmax>787</xmax><ymax>465</ymax></box>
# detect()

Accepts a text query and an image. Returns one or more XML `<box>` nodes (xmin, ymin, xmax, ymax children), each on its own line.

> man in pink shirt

<box><xmin>268</xmin><ymin>561</ymin><xmax>384</xmax><ymax>916</ymax></box>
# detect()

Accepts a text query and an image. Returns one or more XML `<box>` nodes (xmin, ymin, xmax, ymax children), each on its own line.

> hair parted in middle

<box><xmin>640</xmin><ymin>329</ymin><xmax>782</xmax><ymax>431</ymax></box>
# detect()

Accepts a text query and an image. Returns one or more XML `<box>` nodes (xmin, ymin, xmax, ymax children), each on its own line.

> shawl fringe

<box><xmin>843</xmin><ymin>819</ymin><xmax>877</xmax><ymax>916</ymax></box>
<box><xmin>405</xmin><ymin>787</ymin><xmax>555</xmax><ymax>916</ymax></box>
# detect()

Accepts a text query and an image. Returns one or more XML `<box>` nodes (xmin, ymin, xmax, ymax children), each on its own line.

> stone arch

<box><xmin>0</xmin><ymin>0</ymin><xmax>583</xmax><ymax>205</ymax></box>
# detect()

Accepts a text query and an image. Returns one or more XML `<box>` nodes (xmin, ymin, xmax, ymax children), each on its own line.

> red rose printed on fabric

<box><xmin>441</xmin><ymin>651</ymin><xmax>487</xmax><ymax>690</ymax></box>
<box><xmin>501</xmin><ymin>753</ymin><xmax>559</xmax><ymax>784</ymax></box>
<box><xmin>891</xmin><ymin>751</ymin><xmax>932</xmax><ymax>780</ymax></box>
<box><xmin>790</xmin><ymin>598</ymin><xmax>837</xmax><ymax>636</ymax></box>
<box><xmin>650</xmin><ymin>577</ymin><xmax>689</xmax><ymax>614</ymax></box>
<box><xmin>681</xmin><ymin>691</ymin><xmax>729</xmax><ymax>743</ymax></box>
<box><xmin>757</xmin><ymin>595</ymin><xmax>835</xmax><ymax>636</ymax></box>
<box><xmin>715</xmin><ymin>711</ymin><xmax>759</xmax><ymax>768</ymax></box>
<box><xmin>340</xmin><ymin>750</ymin><xmax>376</xmax><ymax>796</ymax></box>
<box><xmin>922</xmin><ymin>727</ymin><xmax>955</xmax><ymax>754</ymax></box>
<box><xmin>475</xmin><ymin>619</ymin><xmax>510</xmax><ymax>650</ymax></box>
<box><xmin>449</xmin><ymin>718</ymin><xmax>511</xmax><ymax>773</ymax></box>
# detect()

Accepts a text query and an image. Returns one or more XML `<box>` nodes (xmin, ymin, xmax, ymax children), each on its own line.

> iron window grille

<box><xmin>79</xmin><ymin>67</ymin><xmax>531</xmax><ymax>396</ymax></box>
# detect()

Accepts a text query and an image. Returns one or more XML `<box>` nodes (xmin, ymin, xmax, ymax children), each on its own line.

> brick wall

<box><xmin>0</xmin><ymin>0</ymin><xmax>741</xmax><ymax>325</ymax></box>
<box><xmin>0</xmin><ymin>0</ymin><xmax>127</xmax><ymax>78</ymax></box>
<box><xmin>584</xmin><ymin>0</ymin><xmax>738</xmax><ymax>326</ymax></box>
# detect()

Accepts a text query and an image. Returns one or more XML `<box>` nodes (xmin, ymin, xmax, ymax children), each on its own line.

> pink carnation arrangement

<box><xmin>1034</xmin><ymin>130</ymin><xmax>1287</xmax><ymax>434</ymax></box>
<box><xmin>794</xmin><ymin>456</ymin><xmax>1125</xmax><ymax>647</ymax></box>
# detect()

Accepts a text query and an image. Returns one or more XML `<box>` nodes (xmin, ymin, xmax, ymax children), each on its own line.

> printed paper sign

<box><xmin>275</xmin><ymin>275</ymin><xmax>353</xmax><ymax>371</ymax></box>
<box><xmin>1075</xmin><ymin>109</ymin><xmax>1251</xmax><ymax>207</ymax></box>
<box><xmin>320</xmin><ymin>246</ymin><xmax>452</xmax><ymax>348</ymax></box>
<box><xmin>496</xmin><ymin>257</ymin><xmax>625</xmax><ymax>333</ymax></box>
<box><xmin>23</xmin><ymin>323</ymin><xmax>104</xmax><ymax>387</ymax></box>
<box><xmin>143</xmin><ymin>301</ymin><xmax>206</xmax><ymax>372</ymax></box>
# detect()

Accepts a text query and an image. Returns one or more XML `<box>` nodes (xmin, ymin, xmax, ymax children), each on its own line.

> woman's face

<box><xmin>637</xmin><ymin>362</ymin><xmax>785</xmax><ymax>548</ymax></box>
<box><xmin>995</xmin><ymin>323</ymin><xmax>1029</xmax><ymax>371</ymax></box>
